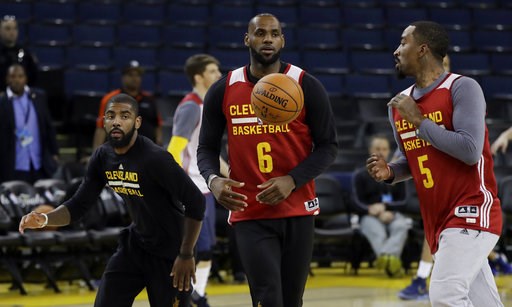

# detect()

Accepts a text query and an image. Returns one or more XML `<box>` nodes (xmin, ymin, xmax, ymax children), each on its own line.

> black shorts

<box><xmin>94</xmin><ymin>231</ymin><xmax>190</xmax><ymax>307</ymax></box>
<box><xmin>234</xmin><ymin>215</ymin><xmax>315</xmax><ymax>307</ymax></box>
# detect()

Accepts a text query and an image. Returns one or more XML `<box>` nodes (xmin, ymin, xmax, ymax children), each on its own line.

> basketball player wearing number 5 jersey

<box><xmin>198</xmin><ymin>14</ymin><xmax>337</xmax><ymax>307</ymax></box>
<box><xmin>368</xmin><ymin>21</ymin><xmax>503</xmax><ymax>306</ymax></box>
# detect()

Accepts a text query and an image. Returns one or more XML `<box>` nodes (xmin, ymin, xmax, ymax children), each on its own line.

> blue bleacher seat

<box><xmin>298</xmin><ymin>5</ymin><xmax>342</xmax><ymax>28</ymax></box>
<box><xmin>163</xmin><ymin>26</ymin><xmax>206</xmax><ymax>49</ymax></box>
<box><xmin>113</xmin><ymin>48</ymin><xmax>158</xmax><ymax>71</ymax></box>
<box><xmin>350</xmin><ymin>51</ymin><xmax>395</xmax><ymax>75</ymax></box>
<box><xmin>33</xmin><ymin>2</ymin><xmax>76</xmax><ymax>25</ymax></box>
<box><xmin>386</xmin><ymin>8</ymin><xmax>428</xmax><ymax>29</ymax></box>
<box><xmin>341</xmin><ymin>0</ymin><xmax>378</xmax><ymax>7</ymax></box>
<box><xmin>314</xmin><ymin>74</ymin><xmax>344</xmax><ymax>97</ymax></box>
<box><xmin>384</xmin><ymin>29</ymin><xmax>402</xmax><ymax>51</ymax></box>
<box><xmin>448</xmin><ymin>30</ymin><xmax>473</xmax><ymax>53</ymax></box>
<box><xmin>297</xmin><ymin>27</ymin><xmax>341</xmax><ymax>50</ymax></box>
<box><xmin>481</xmin><ymin>76</ymin><xmax>512</xmax><ymax>101</ymax></box>
<box><xmin>158</xmin><ymin>71</ymin><xmax>190</xmax><ymax>96</ymax></box>
<box><xmin>167</xmin><ymin>4</ymin><xmax>209</xmax><ymax>27</ymax></box>
<box><xmin>450</xmin><ymin>53</ymin><xmax>490</xmax><ymax>76</ymax></box>
<box><xmin>421</xmin><ymin>0</ymin><xmax>457</xmax><ymax>7</ymax></box>
<box><xmin>73</xmin><ymin>24</ymin><xmax>116</xmax><ymax>47</ymax></box>
<box><xmin>473</xmin><ymin>10</ymin><xmax>512</xmax><ymax>31</ymax></box>
<box><xmin>343</xmin><ymin>29</ymin><xmax>386</xmax><ymax>50</ymax></box>
<box><xmin>343</xmin><ymin>7</ymin><xmax>386</xmax><ymax>29</ymax></box>
<box><xmin>159</xmin><ymin>47</ymin><xmax>205</xmax><ymax>72</ymax></box>
<box><xmin>28</xmin><ymin>24</ymin><xmax>71</xmax><ymax>46</ymax></box>
<box><xmin>211</xmin><ymin>5</ymin><xmax>254</xmax><ymax>27</ymax></box>
<box><xmin>122</xmin><ymin>2</ymin><xmax>166</xmax><ymax>26</ymax></box>
<box><xmin>208</xmin><ymin>27</ymin><xmax>245</xmax><ymax>49</ymax></box>
<box><xmin>282</xmin><ymin>27</ymin><xmax>298</xmax><ymax>50</ymax></box>
<box><xmin>490</xmin><ymin>53</ymin><xmax>512</xmax><ymax>75</ymax></box>
<box><xmin>255</xmin><ymin>5</ymin><xmax>298</xmax><ymax>28</ymax></box>
<box><xmin>0</xmin><ymin>2</ymin><xmax>32</xmax><ymax>23</ymax></box>
<box><xmin>67</xmin><ymin>46</ymin><xmax>112</xmax><ymax>71</ymax></box>
<box><xmin>256</xmin><ymin>0</ymin><xmax>296</xmax><ymax>6</ymax></box>
<box><xmin>209</xmin><ymin>48</ymin><xmax>247</xmax><ymax>71</ymax></box>
<box><xmin>64</xmin><ymin>70</ymin><xmax>111</xmax><ymax>96</ymax></box>
<box><xmin>390</xmin><ymin>76</ymin><xmax>413</xmax><ymax>95</ymax></box>
<box><xmin>380</xmin><ymin>0</ymin><xmax>418</xmax><ymax>7</ymax></box>
<box><xmin>17</xmin><ymin>23</ymin><xmax>27</xmax><ymax>45</ymax></box>
<box><xmin>281</xmin><ymin>50</ymin><xmax>300</xmax><ymax>66</ymax></box>
<box><xmin>30</xmin><ymin>46</ymin><xmax>65</xmax><ymax>70</ymax></box>
<box><xmin>303</xmin><ymin>50</ymin><xmax>349</xmax><ymax>75</ymax></box>
<box><xmin>428</xmin><ymin>8</ymin><xmax>472</xmax><ymax>31</ymax></box>
<box><xmin>117</xmin><ymin>25</ymin><xmax>162</xmax><ymax>48</ymax></box>
<box><xmin>345</xmin><ymin>74</ymin><xmax>391</xmax><ymax>99</ymax></box>
<box><xmin>473</xmin><ymin>30</ymin><xmax>512</xmax><ymax>52</ymax></box>
<box><xmin>78</xmin><ymin>2</ymin><xmax>121</xmax><ymax>25</ymax></box>
<box><xmin>298</xmin><ymin>0</ymin><xmax>340</xmax><ymax>6</ymax></box>
<box><xmin>460</xmin><ymin>0</ymin><xmax>498</xmax><ymax>9</ymax></box>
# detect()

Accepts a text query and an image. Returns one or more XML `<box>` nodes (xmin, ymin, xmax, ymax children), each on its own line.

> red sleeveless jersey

<box><xmin>393</xmin><ymin>73</ymin><xmax>502</xmax><ymax>253</ymax></box>
<box><xmin>223</xmin><ymin>64</ymin><xmax>318</xmax><ymax>223</ymax></box>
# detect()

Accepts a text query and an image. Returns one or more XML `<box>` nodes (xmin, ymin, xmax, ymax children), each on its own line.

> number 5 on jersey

<box><xmin>257</xmin><ymin>142</ymin><xmax>273</xmax><ymax>173</ymax></box>
<box><xmin>418</xmin><ymin>154</ymin><xmax>434</xmax><ymax>189</ymax></box>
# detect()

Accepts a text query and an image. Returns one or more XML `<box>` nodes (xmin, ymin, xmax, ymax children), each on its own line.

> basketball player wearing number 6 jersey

<box><xmin>368</xmin><ymin>21</ymin><xmax>503</xmax><ymax>306</ymax></box>
<box><xmin>198</xmin><ymin>14</ymin><xmax>337</xmax><ymax>307</ymax></box>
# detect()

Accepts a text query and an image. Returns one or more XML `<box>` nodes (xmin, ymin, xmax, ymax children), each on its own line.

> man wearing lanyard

<box><xmin>0</xmin><ymin>64</ymin><xmax>58</xmax><ymax>183</ymax></box>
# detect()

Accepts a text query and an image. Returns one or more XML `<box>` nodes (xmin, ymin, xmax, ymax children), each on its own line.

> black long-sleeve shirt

<box><xmin>197</xmin><ymin>62</ymin><xmax>338</xmax><ymax>188</ymax></box>
<box><xmin>64</xmin><ymin>135</ymin><xmax>205</xmax><ymax>258</ymax></box>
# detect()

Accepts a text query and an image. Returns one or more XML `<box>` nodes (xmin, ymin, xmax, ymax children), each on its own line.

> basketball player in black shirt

<box><xmin>19</xmin><ymin>93</ymin><xmax>205</xmax><ymax>307</ymax></box>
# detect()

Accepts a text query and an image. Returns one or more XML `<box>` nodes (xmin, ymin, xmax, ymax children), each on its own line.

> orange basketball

<box><xmin>251</xmin><ymin>73</ymin><xmax>304</xmax><ymax>125</ymax></box>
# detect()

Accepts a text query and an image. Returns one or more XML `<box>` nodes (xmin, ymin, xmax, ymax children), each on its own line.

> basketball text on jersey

<box><xmin>104</xmin><ymin>168</ymin><xmax>143</xmax><ymax>197</ymax></box>
<box><xmin>304</xmin><ymin>197</ymin><xmax>319</xmax><ymax>212</ymax></box>
<box><xmin>395</xmin><ymin>110</ymin><xmax>444</xmax><ymax>152</ymax></box>
<box><xmin>229</xmin><ymin>103</ymin><xmax>291</xmax><ymax>136</ymax></box>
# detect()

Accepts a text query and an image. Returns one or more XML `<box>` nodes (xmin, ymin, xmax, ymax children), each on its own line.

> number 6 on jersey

<box><xmin>257</xmin><ymin>142</ymin><xmax>273</xmax><ymax>173</ymax></box>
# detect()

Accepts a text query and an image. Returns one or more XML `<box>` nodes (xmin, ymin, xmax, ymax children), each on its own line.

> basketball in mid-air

<box><xmin>251</xmin><ymin>73</ymin><xmax>304</xmax><ymax>125</ymax></box>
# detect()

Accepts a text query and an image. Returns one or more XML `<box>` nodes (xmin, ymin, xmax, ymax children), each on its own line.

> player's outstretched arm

<box><xmin>19</xmin><ymin>205</ymin><xmax>71</xmax><ymax>233</ymax></box>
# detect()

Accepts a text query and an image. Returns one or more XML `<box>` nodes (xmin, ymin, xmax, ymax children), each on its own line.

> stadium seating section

<box><xmin>1</xmin><ymin>0</ymin><xmax>511</xmax><ymax>291</ymax></box>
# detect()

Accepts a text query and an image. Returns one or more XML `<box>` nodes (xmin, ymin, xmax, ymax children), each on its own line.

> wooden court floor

<box><xmin>1</xmin><ymin>267</ymin><xmax>511</xmax><ymax>306</ymax></box>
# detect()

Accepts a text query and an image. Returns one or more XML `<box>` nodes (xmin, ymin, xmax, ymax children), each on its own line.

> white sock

<box><xmin>193</xmin><ymin>261</ymin><xmax>211</xmax><ymax>297</ymax></box>
<box><xmin>416</xmin><ymin>260</ymin><xmax>433</xmax><ymax>279</ymax></box>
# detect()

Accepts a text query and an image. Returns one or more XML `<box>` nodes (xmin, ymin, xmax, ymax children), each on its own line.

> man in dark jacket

<box><xmin>0</xmin><ymin>64</ymin><xmax>58</xmax><ymax>183</ymax></box>
<box><xmin>0</xmin><ymin>15</ymin><xmax>38</xmax><ymax>90</ymax></box>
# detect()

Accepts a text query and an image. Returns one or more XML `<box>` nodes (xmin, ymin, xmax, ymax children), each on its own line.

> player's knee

<box><xmin>196</xmin><ymin>250</ymin><xmax>212</xmax><ymax>262</ymax></box>
<box><xmin>430</xmin><ymin>280</ymin><xmax>467</xmax><ymax>306</ymax></box>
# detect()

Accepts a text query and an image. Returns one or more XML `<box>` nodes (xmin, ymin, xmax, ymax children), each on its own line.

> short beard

<box><xmin>250</xmin><ymin>47</ymin><xmax>281</xmax><ymax>66</ymax></box>
<box><xmin>107</xmin><ymin>125</ymin><xmax>136</xmax><ymax>148</ymax></box>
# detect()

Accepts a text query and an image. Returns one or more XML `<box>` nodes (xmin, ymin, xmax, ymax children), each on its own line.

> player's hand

<box><xmin>256</xmin><ymin>175</ymin><xmax>295</xmax><ymax>205</ymax></box>
<box><xmin>491</xmin><ymin>132</ymin><xmax>510</xmax><ymax>155</ymax></box>
<box><xmin>19</xmin><ymin>211</ymin><xmax>46</xmax><ymax>234</ymax></box>
<box><xmin>368</xmin><ymin>203</ymin><xmax>386</xmax><ymax>216</ymax></box>
<box><xmin>170</xmin><ymin>255</ymin><xmax>196</xmax><ymax>291</ymax></box>
<box><xmin>210</xmin><ymin>177</ymin><xmax>248</xmax><ymax>212</ymax></box>
<box><xmin>378</xmin><ymin>211</ymin><xmax>394</xmax><ymax>224</ymax></box>
<box><xmin>387</xmin><ymin>94</ymin><xmax>425</xmax><ymax>127</ymax></box>
<box><xmin>367</xmin><ymin>154</ymin><xmax>392</xmax><ymax>182</ymax></box>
